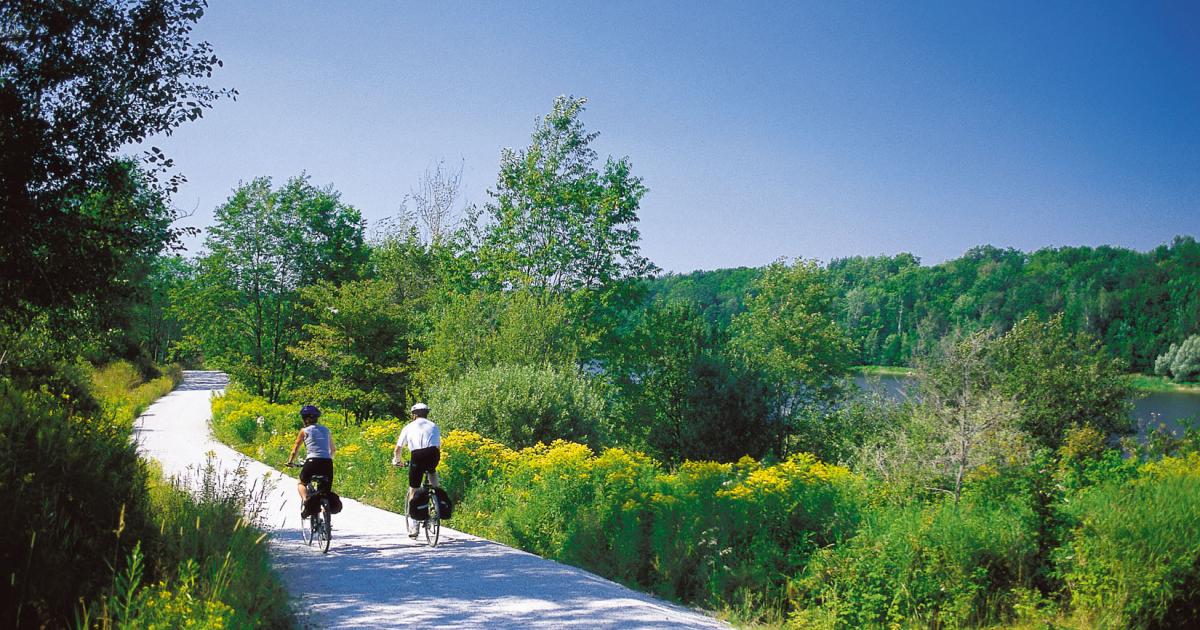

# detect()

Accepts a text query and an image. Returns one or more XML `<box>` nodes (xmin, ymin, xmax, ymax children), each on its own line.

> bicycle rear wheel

<box><xmin>318</xmin><ymin>508</ymin><xmax>332</xmax><ymax>553</ymax></box>
<box><xmin>425</xmin><ymin>517</ymin><xmax>440</xmax><ymax>547</ymax></box>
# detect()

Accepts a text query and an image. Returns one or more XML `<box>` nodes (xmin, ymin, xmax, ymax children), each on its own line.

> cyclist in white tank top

<box><xmin>286</xmin><ymin>405</ymin><xmax>336</xmax><ymax>517</ymax></box>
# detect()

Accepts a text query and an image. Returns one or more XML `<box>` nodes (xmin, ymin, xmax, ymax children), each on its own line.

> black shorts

<box><xmin>408</xmin><ymin>446</ymin><xmax>440</xmax><ymax>488</ymax></box>
<box><xmin>300</xmin><ymin>458</ymin><xmax>334</xmax><ymax>488</ymax></box>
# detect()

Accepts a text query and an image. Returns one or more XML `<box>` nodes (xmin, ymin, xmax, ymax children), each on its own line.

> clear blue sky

<box><xmin>146</xmin><ymin>1</ymin><xmax>1199</xmax><ymax>273</ymax></box>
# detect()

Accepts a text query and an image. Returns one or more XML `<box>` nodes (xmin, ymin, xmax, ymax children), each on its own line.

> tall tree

<box><xmin>729</xmin><ymin>259</ymin><xmax>856</xmax><ymax>455</ymax></box>
<box><xmin>0</xmin><ymin>0</ymin><xmax>230</xmax><ymax>320</ymax></box>
<box><xmin>615</xmin><ymin>300</ymin><xmax>773</xmax><ymax>463</ymax></box>
<box><xmin>989</xmin><ymin>314</ymin><xmax>1133</xmax><ymax>448</ymax></box>
<box><xmin>469</xmin><ymin>95</ymin><xmax>655</xmax><ymax>294</ymax></box>
<box><xmin>290</xmin><ymin>279</ymin><xmax>414</xmax><ymax>424</ymax></box>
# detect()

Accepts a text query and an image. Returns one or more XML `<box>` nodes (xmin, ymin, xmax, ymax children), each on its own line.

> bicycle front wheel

<box><xmin>302</xmin><ymin>514</ymin><xmax>314</xmax><ymax>545</ymax></box>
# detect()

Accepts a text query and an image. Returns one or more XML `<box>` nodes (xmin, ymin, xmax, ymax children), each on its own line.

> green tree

<box><xmin>122</xmin><ymin>254</ymin><xmax>192</xmax><ymax>366</ymax></box>
<box><xmin>990</xmin><ymin>314</ymin><xmax>1133</xmax><ymax>448</ymax></box>
<box><xmin>289</xmin><ymin>279</ymin><xmax>413</xmax><ymax>424</ymax></box>
<box><xmin>729</xmin><ymin>259</ymin><xmax>856</xmax><ymax>455</ymax></box>
<box><xmin>1155</xmin><ymin>334</ymin><xmax>1200</xmax><ymax>383</ymax></box>
<box><xmin>176</xmin><ymin>175</ymin><xmax>366</xmax><ymax>401</ymax></box>
<box><xmin>468</xmin><ymin>95</ymin><xmax>655</xmax><ymax>294</ymax></box>
<box><xmin>0</xmin><ymin>0</ymin><xmax>230</xmax><ymax>320</ymax></box>
<box><xmin>616</xmin><ymin>301</ymin><xmax>772</xmax><ymax>463</ymax></box>
<box><xmin>414</xmin><ymin>289</ymin><xmax>582</xmax><ymax>391</ymax></box>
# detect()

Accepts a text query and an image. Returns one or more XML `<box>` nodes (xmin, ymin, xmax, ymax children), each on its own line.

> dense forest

<box><xmin>4</xmin><ymin>2</ymin><xmax>1199</xmax><ymax>628</ymax></box>
<box><xmin>648</xmin><ymin>238</ymin><xmax>1200</xmax><ymax>374</ymax></box>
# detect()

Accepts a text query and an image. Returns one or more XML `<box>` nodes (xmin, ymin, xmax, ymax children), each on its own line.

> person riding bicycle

<box><xmin>392</xmin><ymin>402</ymin><xmax>441</xmax><ymax>537</ymax></box>
<box><xmin>286</xmin><ymin>404</ymin><xmax>336</xmax><ymax>519</ymax></box>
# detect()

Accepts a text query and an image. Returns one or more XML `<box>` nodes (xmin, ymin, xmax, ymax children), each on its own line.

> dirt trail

<box><xmin>133</xmin><ymin>371</ymin><xmax>729</xmax><ymax>629</ymax></box>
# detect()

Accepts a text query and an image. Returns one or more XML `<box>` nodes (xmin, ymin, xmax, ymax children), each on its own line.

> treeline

<box><xmin>649</xmin><ymin>239</ymin><xmax>1200</xmax><ymax>373</ymax></box>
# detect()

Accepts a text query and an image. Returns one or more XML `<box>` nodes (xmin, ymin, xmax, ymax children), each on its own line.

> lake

<box><xmin>853</xmin><ymin>375</ymin><xmax>1200</xmax><ymax>441</ymax></box>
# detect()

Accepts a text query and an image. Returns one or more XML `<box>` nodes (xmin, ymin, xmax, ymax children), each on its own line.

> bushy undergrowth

<box><xmin>430</xmin><ymin>363</ymin><xmax>614</xmax><ymax>449</ymax></box>
<box><xmin>0</xmin><ymin>363</ymin><xmax>291</xmax><ymax>629</ymax></box>
<box><xmin>0</xmin><ymin>383</ymin><xmax>156</xmax><ymax>627</ymax></box>
<box><xmin>791</xmin><ymin>487</ymin><xmax>1041</xmax><ymax>628</ymax></box>
<box><xmin>1053</xmin><ymin>453</ymin><xmax>1200</xmax><ymax>629</ymax></box>
<box><xmin>82</xmin><ymin>459</ymin><xmax>292</xmax><ymax>629</ymax></box>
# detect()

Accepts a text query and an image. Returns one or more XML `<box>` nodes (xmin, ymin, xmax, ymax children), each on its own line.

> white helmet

<box><xmin>410</xmin><ymin>402</ymin><xmax>430</xmax><ymax>413</ymax></box>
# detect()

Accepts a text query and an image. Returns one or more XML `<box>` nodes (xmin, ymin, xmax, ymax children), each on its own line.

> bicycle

<box><xmin>286</xmin><ymin>462</ymin><xmax>333</xmax><ymax>553</ymax></box>
<box><xmin>395</xmin><ymin>462</ymin><xmax>440</xmax><ymax>547</ymax></box>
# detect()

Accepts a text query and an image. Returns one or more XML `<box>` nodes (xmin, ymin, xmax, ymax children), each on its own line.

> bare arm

<box><xmin>287</xmin><ymin>428</ymin><xmax>305</xmax><ymax>465</ymax></box>
<box><xmin>329</xmin><ymin>434</ymin><xmax>336</xmax><ymax>457</ymax></box>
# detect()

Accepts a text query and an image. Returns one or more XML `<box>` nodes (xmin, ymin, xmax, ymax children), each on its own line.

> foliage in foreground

<box><xmin>81</xmin><ymin>459</ymin><xmax>292</xmax><ymax>629</ymax></box>
<box><xmin>211</xmin><ymin>389</ymin><xmax>861</xmax><ymax>620</ymax></box>
<box><xmin>0</xmin><ymin>362</ymin><xmax>291</xmax><ymax>629</ymax></box>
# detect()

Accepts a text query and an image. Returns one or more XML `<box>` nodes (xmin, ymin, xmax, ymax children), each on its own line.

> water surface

<box><xmin>853</xmin><ymin>375</ymin><xmax>1200</xmax><ymax>440</ymax></box>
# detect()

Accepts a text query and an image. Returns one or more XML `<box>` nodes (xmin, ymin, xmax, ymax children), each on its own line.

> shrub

<box><xmin>791</xmin><ymin>486</ymin><xmax>1040</xmax><ymax>628</ymax></box>
<box><xmin>0</xmin><ymin>383</ymin><xmax>154</xmax><ymax>628</ymax></box>
<box><xmin>1055</xmin><ymin>454</ymin><xmax>1200</xmax><ymax>628</ymax></box>
<box><xmin>430</xmin><ymin>363</ymin><xmax>612</xmax><ymax>449</ymax></box>
<box><xmin>1155</xmin><ymin>335</ymin><xmax>1200</xmax><ymax>383</ymax></box>
<box><xmin>210</xmin><ymin>388</ymin><xmax>299</xmax><ymax>459</ymax></box>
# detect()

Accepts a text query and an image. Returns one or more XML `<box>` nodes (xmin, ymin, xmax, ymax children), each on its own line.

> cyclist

<box><xmin>392</xmin><ymin>402</ymin><xmax>441</xmax><ymax>537</ymax></box>
<box><xmin>286</xmin><ymin>404</ymin><xmax>336</xmax><ymax>519</ymax></box>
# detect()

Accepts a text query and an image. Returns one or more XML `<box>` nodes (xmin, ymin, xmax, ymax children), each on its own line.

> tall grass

<box><xmin>1054</xmin><ymin>454</ymin><xmax>1200</xmax><ymax>629</ymax></box>
<box><xmin>1128</xmin><ymin>374</ymin><xmax>1200</xmax><ymax>394</ymax></box>
<box><xmin>0</xmin><ymin>362</ymin><xmax>292</xmax><ymax>628</ymax></box>
<box><xmin>80</xmin><ymin>458</ymin><xmax>292</xmax><ymax>629</ymax></box>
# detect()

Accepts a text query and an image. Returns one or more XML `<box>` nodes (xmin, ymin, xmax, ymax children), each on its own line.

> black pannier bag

<box><xmin>304</xmin><ymin>491</ymin><xmax>343</xmax><ymax>516</ymax></box>
<box><xmin>408</xmin><ymin>487</ymin><xmax>453</xmax><ymax>520</ymax></box>
<box><xmin>432</xmin><ymin>487</ymin><xmax>453</xmax><ymax>519</ymax></box>
<box><xmin>408</xmin><ymin>487</ymin><xmax>431</xmax><ymax>521</ymax></box>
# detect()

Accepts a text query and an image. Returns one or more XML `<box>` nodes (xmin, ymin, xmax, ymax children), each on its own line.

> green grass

<box><xmin>855</xmin><ymin>368</ymin><xmax>1200</xmax><ymax>396</ymax></box>
<box><xmin>1128</xmin><ymin>374</ymin><xmax>1200</xmax><ymax>394</ymax></box>
<box><xmin>851</xmin><ymin>364</ymin><xmax>915</xmax><ymax>377</ymax></box>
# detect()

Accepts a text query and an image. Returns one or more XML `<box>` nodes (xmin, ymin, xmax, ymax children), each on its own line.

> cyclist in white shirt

<box><xmin>393</xmin><ymin>402</ymin><xmax>441</xmax><ymax>537</ymax></box>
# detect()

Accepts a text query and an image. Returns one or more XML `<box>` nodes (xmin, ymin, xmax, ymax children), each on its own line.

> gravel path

<box><xmin>133</xmin><ymin>371</ymin><xmax>730</xmax><ymax>629</ymax></box>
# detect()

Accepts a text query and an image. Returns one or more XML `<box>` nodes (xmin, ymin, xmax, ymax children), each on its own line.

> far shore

<box><xmin>853</xmin><ymin>366</ymin><xmax>1200</xmax><ymax>395</ymax></box>
<box><xmin>1128</xmin><ymin>374</ymin><xmax>1200</xmax><ymax>395</ymax></box>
